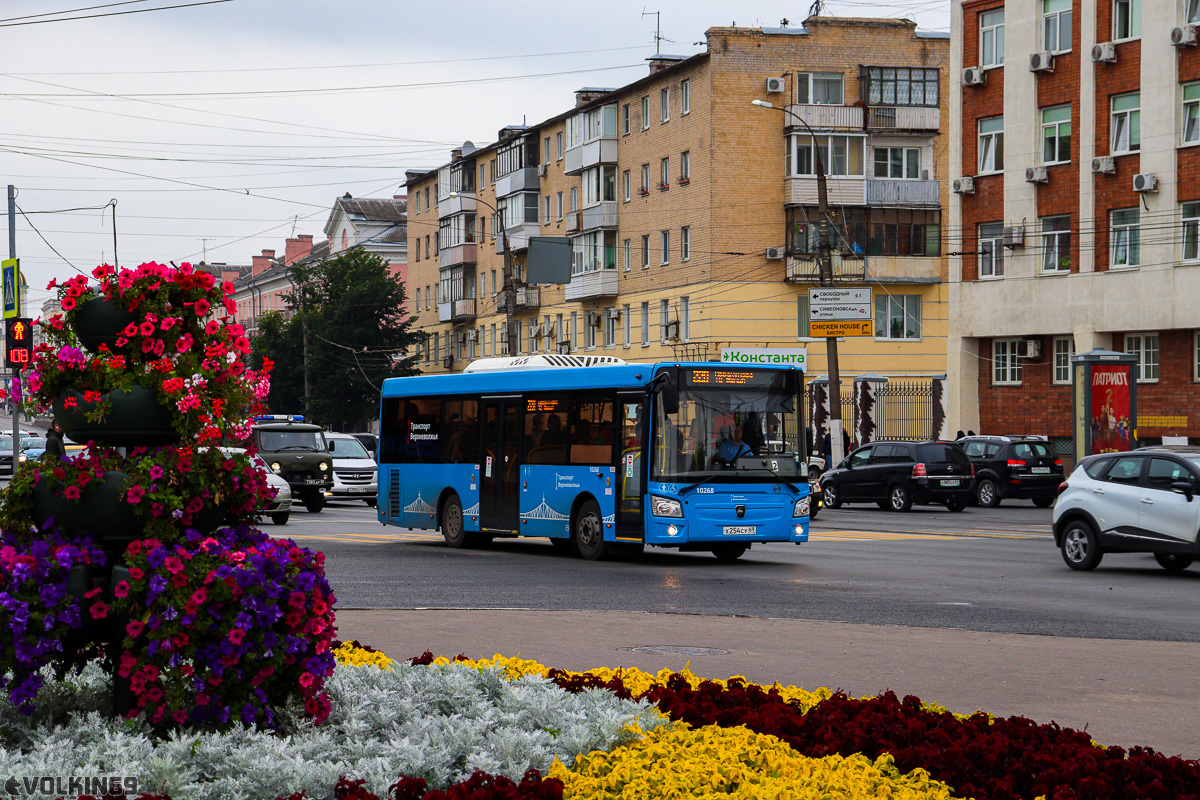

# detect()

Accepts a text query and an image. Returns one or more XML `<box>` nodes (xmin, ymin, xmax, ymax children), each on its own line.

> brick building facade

<box><xmin>949</xmin><ymin>0</ymin><xmax>1200</xmax><ymax>450</ymax></box>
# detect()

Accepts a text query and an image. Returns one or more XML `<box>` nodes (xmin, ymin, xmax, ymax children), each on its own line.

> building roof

<box><xmin>332</xmin><ymin>195</ymin><xmax>407</xmax><ymax>223</ymax></box>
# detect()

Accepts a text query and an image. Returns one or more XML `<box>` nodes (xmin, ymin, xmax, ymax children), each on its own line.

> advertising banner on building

<box><xmin>719</xmin><ymin>347</ymin><xmax>807</xmax><ymax>370</ymax></box>
<box><xmin>1090</xmin><ymin>364</ymin><xmax>1132</xmax><ymax>454</ymax></box>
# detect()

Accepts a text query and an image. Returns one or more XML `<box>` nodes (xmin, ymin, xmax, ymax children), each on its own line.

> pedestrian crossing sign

<box><xmin>2</xmin><ymin>258</ymin><xmax>18</xmax><ymax>320</ymax></box>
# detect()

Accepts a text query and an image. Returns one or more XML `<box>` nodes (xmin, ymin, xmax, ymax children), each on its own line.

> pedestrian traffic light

<box><xmin>5</xmin><ymin>317</ymin><xmax>32</xmax><ymax>368</ymax></box>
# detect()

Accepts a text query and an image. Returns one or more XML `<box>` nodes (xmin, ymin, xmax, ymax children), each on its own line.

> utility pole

<box><xmin>8</xmin><ymin>185</ymin><xmax>20</xmax><ymax>448</ymax></box>
<box><xmin>110</xmin><ymin>199</ymin><xmax>118</xmax><ymax>268</ymax></box>
<box><xmin>751</xmin><ymin>99</ymin><xmax>845</xmax><ymax>465</ymax></box>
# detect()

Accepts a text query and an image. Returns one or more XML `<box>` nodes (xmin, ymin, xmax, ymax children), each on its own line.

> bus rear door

<box><xmin>480</xmin><ymin>396</ymin><xmax>521</xmax><ymax>533</ymax></box>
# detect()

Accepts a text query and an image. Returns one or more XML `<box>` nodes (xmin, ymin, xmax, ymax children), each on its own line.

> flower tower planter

<box><xmin>0</xmin><ymin>262</ymin><xmax>336</xmax><ymax>728</ymax></box>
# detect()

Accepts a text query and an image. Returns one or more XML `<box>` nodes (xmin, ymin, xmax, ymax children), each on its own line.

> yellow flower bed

<box><xmin>548</xmin><ymin>723</ymin><xmax>959</xmax><ymax>799</ymax></box>
<box><xmin>331</xmin><ymin>641</ymin><xmax>394</xmax><ymax>671</ymax></box>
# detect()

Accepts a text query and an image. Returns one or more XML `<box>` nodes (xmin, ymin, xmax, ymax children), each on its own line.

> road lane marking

<box><xmin>811</xmin><ymin>531</ymin><xmax>966</xmax><ymax>541</ymax></box>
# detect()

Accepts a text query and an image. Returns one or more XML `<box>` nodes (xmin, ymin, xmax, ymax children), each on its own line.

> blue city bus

<box><xmin>376</xmin><ymin>355</ymin><xmax>811</xmax><ymax>561</ymax></box>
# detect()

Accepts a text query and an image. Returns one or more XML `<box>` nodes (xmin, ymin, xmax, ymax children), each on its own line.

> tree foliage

<box><xmin>249</xmin><ymin>248</ymin><xmax>421</xmax><ymax>429</ymax></box>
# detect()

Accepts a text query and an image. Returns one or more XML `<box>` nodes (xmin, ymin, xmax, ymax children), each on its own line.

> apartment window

<box><xmin>529</xmin><ymin>322</ymin><xmax>538</xmax><ymax>355</ymax></box>
<box><xmin>622</xmin><ymin>170</ymin><xmax>631</xmax><ymax>201</ymax></box>
<box><xmin>544</xmin><ymin>136</ymin><xmax>551</xmax><ymax>164</ymax></box>
<box><xmin>786</xmin><ymin>134</ymin><xmax>865</xmax><ymax>176</ymax></box>
<box><xmin>1043</xmin><ymin>0</ymin><xmax>1072</xmax><ymax>52</ymax></box>
<box><xmin>414</xmin><ymin>239</ymin><xmax>420</xmax><ymax>262</ymax></box>
<box><xmin>479</xmin><ymin>216</ymin><xmax>486</xmax><ymax>240</ymax></box>
<box><xmin>640</xmin><ymin>302</ymin><xmax>649</xmax><ymax>345</ymax></box>
<box><xmin>1125</xmin><ymin>333</ymin><xmax>1159</xmax><ymax>382</ymax></box>
<box><xmin>873</xmin><ymin>147</ymin><xmax>920</xmax><ymax>179</ymax></box>
<box><xmin>555</xmin><ymin>132</ymin><xmax>563</xmax><ymax>160</ymax></box>
<box><xmin>980</xmin><ymin>9</ymin><xmax>1005</xmax><ymax>67</ymax></box>
<box><xmin>556</xmin><ymin>192</ymin><xmax>563</xmax><ymax>221</ymax></box>
<box><xmin>544</xmin><ymin>195</ymin><xmax>551</xmax><ymax>224</ymax></box>
<box><xmin>1183</xmin><ymin>83</ymin><xmax>1200</xmax><ymax>145</ymax></box>
<box><xmin>640</xmin><ymin>163</ymin><xmax>650</xmax><ymax>192</ymax></box>
<box><xmin>424</xmin><ymin>186</ymin><xmax>430</xmax><ymax>208</ymax></box>
<box><xmin>993</xmin><ymin>340</ymin><xmax>1023</xmax><ymax>384</ymax></box>
<box><xmin>424</xmin><ymin>235</ymin><xmax>431</xmax><ymax>260</ymax></box>
<box><xmin>1111</xmin><ymin>93</ymin><xmax>1140</xmax><ymax>154</ymax></box>
<box><xmin>680</xmin><ymin>296</ymin><xmax>690</xmax><ymax>341</ymax></box>
<box><xmin>659</xmin><ymin>157</ymin><xmax>670</xmax><ymax>187</ymax></box>
<box><xmin>622</xmin><ymin>304</ymin><xmax>631</xmax><ymax>347</ymax></box>
<box><xmin>622</xmin><ymin>103</ymin><xmax>630</xmax><ymax>135</ymax></box>
<box><xmin>623</xmin><ymin>238</ymin><xmax>631</xmax><ymax>271</ymax></box>
<box><xmin>660</xmin><ymin>87</ymin><xmax>670</xmax><ymax>123</ymax></box>
<box><xmin>1184</xmin><ymin>202</ymin><xmax>1200</xmax><ymax>261</ymax></box>
<box><xmin>425</xmin><ymin>285</ymin><xmax>431</xmax><ymax>310</ymax></box>
<box><xmin>660</xmin><ymin>230</ymin><xmax>670</xmax><ymax>264</ymax></box>
<box><xmin>1190</xmin><ymin>0</ymin><xmax>1200</xmax><ymax>22</ymax></box>
<box><xmin>490</xmin><ymin>270</ymin><xmax>497</xmax><ymax>295</ymax></box>
<box><xmin>681</xmin><ymin>79</ymin><xmax>690</xmax><ymax>114</ymax></box>
<box><xmin>680</xmin><ymin>150</ymin><xmax>690</xmax><ymax>181</ymax></box>
<box><xmin>978</xmin><ymin>116</ymin><xmax>1004</xmax><ymax>173</ymax></box>
<box><xmin>585</xmin><ymin>314</ymin><xmax>596</xmax><ymax>349</ymax></box>
<box><xmin>415</xmin><ymin>288</ymin><xmax>421</xmax><ymax>310</ymax></box>
<box><xmin>641</xmin><ymin>96</ymin><xmax>649</xmax><ymax>130</ymax></box>
<box><xmin>1053</xmin><ymin>337</ymin><xmax>1075</xmax><ymax>384</ymax></box>
<box><xmin>1114</xmin><ymin>0</ymin><xmax>1141</xmax><ymax>40</ymax></box>
<box><xmin>414</xmin><ymin>193</ymin><xmax>421</xmax><ymax>215</ymax></box>
<box><xmin>864</xmin><ymin>67</ymin><xmax>938</xmax><ymax>106</ymax></box>
<box><xmin>479</xmin><ymin>164</ymin><xmax>487</xmax><ymax>189</ymax></box>
<box><xmin>1041</xmin><ymin>215</ymin><xmax>1071</xmax><ymax>272</ymax></box>
<box><xmin>979</xmin><ymin>223</ymin><xmax>1005</xmax><ymax>278</ymax></box>
<box><xmin>569</xmin><ymin>187</ymin><xmax>578</xmax><ymax>212</ymax></box>
<box><xmin>1041</xmin><ymin>105</ymin><xmax>1071</xmax><ymax>164</ymax></box>
<box><xmin>796</xmin><ymin>72</ymin><xmax>844</xmax><ymax>105</ymax></box>
<box><xmin>604</xmin><ymin>311</ymin><xmax>616</xmax><ymax>348</ymax></box>
<box><xmin>680</xmin><ymin>226</ymin><xmax>691</xmax><ymax>261</ymax></box>
<box><xmin>875</xmin><ymin>294</ymin><xmax>922</xmax><ymax>340</ymax></box>
<box><xmin>1111</xmin><ymin>208</ymin><xmax>1140</xmax><ymax>268</ymax></box>
<box><xmin>659</xmin><ymin>299</ymin><xmax>670</xmax><ymax>342</ymax></box>
<box><xmin>641</xmin><ymin>234</ymin><xmax>650</xmax><ymax>268</ymax></box>
<box><xmin>570</xmin><ymin>312</ymin><xmax>578</xmax><ymax>350</ymax></box>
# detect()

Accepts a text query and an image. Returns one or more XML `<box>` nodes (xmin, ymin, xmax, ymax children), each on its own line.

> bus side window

<box><xmin>571</xmin><ymin>392</ymin><xmax>614</xmax><ymax>465</ymax></box>
<box><xmin>380</xmin><ymin>397</ymin><xmax>404</xmax><ymax>464</ymax></box>
<box><xmin>525</xmin><ymin>393</ymin><xmax>569</xmax><ymax>464</ymax></box>
<box><xmin>407</xmin><ymin>397</ymin><xmax>440</xmax><ymax>462</ymax></box>
<box><xmin>440</xmin><ymin>397</ymin><xmax>479</xmax><ymax>464</ymax></box>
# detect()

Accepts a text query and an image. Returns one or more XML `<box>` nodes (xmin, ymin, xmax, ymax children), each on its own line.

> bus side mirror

<box><xmin>660</xmin><ymin>380</ymin><xmax>679</xmax><ymax>416</ymax></box>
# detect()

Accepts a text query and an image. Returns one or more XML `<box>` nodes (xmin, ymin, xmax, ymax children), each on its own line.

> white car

<box><xmin>324</xmin><ymin>432</ymin><xmax>379</xmax><ymax>506</ymax></box>
<box><xmin>217</xmin><ymin>446</ymin><xmax>293</xmax><ymax>525</ymax></box>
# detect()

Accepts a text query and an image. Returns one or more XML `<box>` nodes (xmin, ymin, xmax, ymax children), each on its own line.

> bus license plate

<box><xmin>940</xmin><ymin>479</ymin><xmax>960</xmax><ymax>487</ymax></box>
<box><xmin>1032</xmin><ymin>467</ymin><xmax>1051</xmax><ymax>474</ymax></box>
<box><xmin>722</xmin><ymin>525</ymin><xmax>756</xmax><ymax>536</ymax></box>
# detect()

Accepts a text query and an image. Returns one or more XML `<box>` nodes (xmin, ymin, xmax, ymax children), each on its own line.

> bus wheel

<box><xmin>572</xmin><ymin>499</ymin><xmax>608</xmax><ymax>561</ymax></box>
<box><xmin>711</xmin><ymin>543</ymin><xmax>748</xmax><ymax>562</ymax></box>
<box><xmin>441</xmin><ymin>494</ymin><xmax>468</xmax><ymax>548</ymax></box>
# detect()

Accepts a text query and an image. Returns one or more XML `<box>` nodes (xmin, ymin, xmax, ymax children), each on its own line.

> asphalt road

<box><xmin>279</xmin><ymin>498</ymin><xmax>1200</xmax><ymax>643</ymax></box>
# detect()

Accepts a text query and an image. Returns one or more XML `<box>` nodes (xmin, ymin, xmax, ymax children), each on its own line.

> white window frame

<box><xmin>641</xmin><ymin>234</ymin><xmax>650</xmax><ymax>268</ymax></box>
<box><xmin>1053</xmin><ymin>336</ymin><xmax>1075</xmax><ymax>384</ymax></box>
<box><xmin>786</xmin><ymin>134</ymin><xmax>866</xmax><ymax>177</ymax></box>
<box><xmin>556</xmin><ymin>191</ymin><xmax>563</xmax><ymax>221</ymax></box>
<box><xmin>680</xmin><ymin>150</ymin><xmax>690</xmax><ymax>181</ymax></box>
<box><xmin>978</xmin><ymin>116</ymin><xmax>1004</xmax><ymax>174</ymax></box>
<box><xmin>1190</xmin><ymin>0</ymin><xmax>1200</xmax><ymax>23</ymax></box>
<box><xmin>680</xmin><ymin>226</ymin><xmax>691</xmax><ymax>261</ymax></box>
<box><xmin>1111</xmin><ymin>92</ymin><xmax>1141</xmax><ymax>154</ymax></box>
<box><xmin>622</xmin><ymin>304</ymin><xmax>632</xmax><ymax>348</ymax></box>
<box><xmin>1183</xmin><ymin>82</ymin><xmax>1200</xmax><ymax>146</ymax></box>
<box><xmin>873</xmin><ymin>146</ymin><xmax>921</xmax><ymax>179</ymax></box>
<box><xmin>622</xmin><ymin>103</ymin><xmax>630</xmax><ymax>135</ymax></box>
<box><xmin>641</xmin><ymin>96</ymin><xmax>649</xmax><ymax>130</ymax></box>
<box><xmin>1043</xmin><ymin>0</ymin><xmax>1072</xmax><ymax>53</ymax></box>
<box><xmin>795</xmin><ymin>72</ymin><xmax>844</xmax><ymax>105</ymax></box>
<box><xmin>555</xmin><ymin>132</ymin><xmax>563</xmax><ymax>160</ymax></box>
<box><xmin>640</xmin><ymin>163</ymin><xmax>650</xmax><ymax>193</ymax></box>
<box><xmin>640</xmin><ymin>302</ymin><xmax>650</xmax><ymax>346</ymax></box>
<box><xmin>680</xmin><ymin>296</ymin><xmax>690</xmax><ymax>342</ymax></box>
<box><xmin>1041</xmin><ymin>215</ymin><xmax>1071</xmax><ymax>273</ymax></box>
<box><xmin>604</xmin><ymin>310</ymin><xmax>616</xmax><ymax>348</ymax></box>
<box><xmin>1111</xmin><ymin>207</ymin><xmax>1140</xmax><ymax>268</ymax></box>
<box><xmin>993</xmin><ymin>339</ymin><xmax>1023</xmax><ymax>385</ymax></box>
<box><xmin>980</xmin><ymin>9</ymin><xmax>1005</xmax><ymax>68</ymax></box>
<box><xmin>622</xmin><ymin>170</ymin><xmax>631</xmax><ymax>202</ymax></box>
<box><xmin>622</xmin><ymin>238</ymin><xmax>632</xmax><ymax>272</ymax></box>
<box><xmin>681</xmin><ymin>79</ymin><xmax>691</xmax><ymax>114</ymax></box>
<box><xmin>1183</xmin><ymin>201</ymin><xmax>1200</xmax><ymax>262</ymax></box>
<box><xmin>660</xmin><ymin>157</ymin><xmax>670</xmax><ymax>187</ymax></box>
<box><xmin>659</xmin><ymin>299</ymin><xmax>670</xmax><ymax>343</ymax></box>
<box><xmin>1125</xmin><ymin>332</ymin><xmax>1159</xmax><ymax>383</ymax></box>
<box><xmin>874</xmin><ymin>294</ymin><xmax>922</xmax><ymax>341</ymax></box>
<box><xmin>660</xmin><ymin>87</ymin><xmax>670</xmax><ymax>123</ymax></box>
<box><xmin>660</xmin><ymin>230</ymin><xmax>670</xmax><ymax>265</ymax></box>
<box><xmin>979</xmin><ymin>222</ymin><xmax>1005</xmax><ymax>278</ymax></box>
<box><xmin>543</xmin><ymin>195</ymin><xmax>551</xmax><ymax>225</ymax></box>
<box><xmin>1041</xmin><ymin>104</ymin><xmax>1071</xmax><ymax>165</ymax></box>
<box><xmin>1113</xmin><ymin>0</ymin><xmax>1141</xmax><ymax>40</ymax></box>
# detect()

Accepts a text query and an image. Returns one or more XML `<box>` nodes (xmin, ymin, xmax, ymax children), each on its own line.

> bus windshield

<box><xmin>652</xmin><ymin>368</ymin><xmax>801</xmax><ymax>480</ymax></box>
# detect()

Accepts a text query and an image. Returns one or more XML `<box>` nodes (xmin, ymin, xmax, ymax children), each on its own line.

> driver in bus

<box><xmin>716</xmin><ymin>424</ymin><xmax>754</xmax><ymax>463</ymax></box>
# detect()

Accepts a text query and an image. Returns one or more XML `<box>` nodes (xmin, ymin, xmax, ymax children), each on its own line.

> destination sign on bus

<box><xmin>526</xmin><ymin>398</ymin><xmax>562</xmax><ymax>412</ymax></box>
<box><xmin>686</xmin><ymin>369</ymin><xmax>769</xmax><ymax>387</ymax></box>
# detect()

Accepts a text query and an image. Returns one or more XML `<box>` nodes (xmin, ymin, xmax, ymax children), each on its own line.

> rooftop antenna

<box><xmin>199</xmin><ymin>238</ymin><xmax>211</xmax><ymax>262</ymax></box>
<box><xmin>642</xmin><ymin>8</ymin><xmax>663</xmax><ymax>57</ymax></box>
<box><xmin>290</xmin><ymin>215</ymin><xmax>299</xmax><ymax>237</ymax></box>
<box><xmin>808</xmin><ymin>0</ymin><xmax>824</xmax><ymax>17</ymax></box>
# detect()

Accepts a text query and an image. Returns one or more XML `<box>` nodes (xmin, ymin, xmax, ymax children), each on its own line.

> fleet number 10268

<box><xmin>695</xmin><ymin>487</ymin><xmax>714</xmax><ymax>494</ymax></box>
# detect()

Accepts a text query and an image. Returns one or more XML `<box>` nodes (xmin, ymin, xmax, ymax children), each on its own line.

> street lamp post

<box><xmin>752</xmin><ymin>99</ymin><xmax>846</xmax><ymax>467</ymax></box>
<box><xmin>450</xmin><ymin>192</ymin><xmax>517</xmax><ymax>358</ymax></box>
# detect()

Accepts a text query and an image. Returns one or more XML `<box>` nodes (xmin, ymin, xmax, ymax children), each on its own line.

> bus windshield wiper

<box><xmin>738</xmin><ymin>467</ymin><xmax>799</xmax><ymax>493</ymax></box>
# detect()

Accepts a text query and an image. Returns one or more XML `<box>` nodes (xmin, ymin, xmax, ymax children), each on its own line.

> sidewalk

<box><xmin>336</xmin><ymin>608</ymin><xmax>1200</xmax><ymax>759</ymax></box>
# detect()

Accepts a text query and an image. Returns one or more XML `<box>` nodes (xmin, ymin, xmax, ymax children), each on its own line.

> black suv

<box><xmin>957</xmin><ymin>435</ymin><xmax>1062</xmax><ymax>508</ymax></box>
<box><xmin>820</xmin><ymin>440</ymin><xmax>975</xmax><ymax>512</ymax></box>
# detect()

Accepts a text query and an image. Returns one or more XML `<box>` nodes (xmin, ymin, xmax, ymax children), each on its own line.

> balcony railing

<box><xmin>564</xmin><ymin>269</ymin><xmax>619</xmax><ymax>301</ymax></box>
<box><xmin>439</xmin><ymin>242</ymin><xmax>477</xmax><ymax>266</ymax></box>
<box><xmin>496</xmin><ymin>285</ymin><xmax>540</xmax><ymax>312</ymax></box>
<box><xmin>565</xmin><ymin>211</ymin><xmax>582</xmax><ymax>233</ymax></box>
<box><xmin>785</xmin><ymin>104</ymin><xmax>863</xmax><ymax>130</ymax></box>
<box><xmin>784</xmin><ymin>253</ymin><xmax>867</xmax><ymax>283</ymax></box>
<box><xmin>580</xmin><ymin>201</ymin><xmax>618</xmax><ymax>231</ymax></box>
<box><xmin>437</xmin><ymin>297</ymin><xmax>477</xmax><ymax>323</ymax></box>
<box><xmin>495</xmin><ymin>166</ymin><xmax>539</xmax><ymax>198</ymax></box>
<box><xmin>866</xmin><ymin>106</ymin><xmax>940</xmax><ymax>131</ymax></box>
<box><xmin>864</xmin><ymin>179</ymin><xmax>940</xmax><ymax>207</ymax></box>
<box><xmin>495</xmin><ymin>222</ymin><xmax>540</xmax><ymax>254</ymax></box>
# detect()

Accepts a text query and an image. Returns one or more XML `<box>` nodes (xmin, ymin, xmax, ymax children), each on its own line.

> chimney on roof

<box><xmin>450</xmin><ymin>147</ymin><xmax>463</xmax><ymax>161</ymax></box>
<box><xmin>574</xmin><ymin>88</ymin><xmax>612</xmax><ymax>107</ymax></box>
<box><xmin>251</xmin><ymin>249</ymin><xmax>275</xmax><ymax>277</ymax></box>
<box><xmin>220</xmin><ymin>268</ymin><xmax>241</xmax><ymax>285</ymax></box>
<box><xmin>647</xmin><ymin>54</ymin><xmax>685</xmax><ymax>73</ymax></box>
<box><xmin>343</xmin><ymin>192</ymin><xmax>352</xmax><ymax>199</ymax></box>
<box><xmin>284</xmin><ymin>235</ymin><xmax>314</xmax><ymax>266</ymax></box>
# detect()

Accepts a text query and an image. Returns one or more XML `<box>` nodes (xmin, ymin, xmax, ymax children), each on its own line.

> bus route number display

<box><xmin>527</xmin><ymin>399</ymin><xmax>560</xmax><ymax>412</ymax></box>
<box><xmin>688</xmin><ymin>369</ymin><xmax>758</xmax><ymax>387</ymax></box>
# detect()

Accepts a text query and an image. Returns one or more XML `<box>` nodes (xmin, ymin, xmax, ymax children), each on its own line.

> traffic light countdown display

<box><xmin>5</xmin><ymin>317</ymin><xmax>32</xmax><ymax>368</ymax></box>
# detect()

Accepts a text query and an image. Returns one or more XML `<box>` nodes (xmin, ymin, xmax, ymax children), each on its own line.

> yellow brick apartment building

<box><xmin>406</xmin><ymin>17</ymin><xmax>951</xmax><ymax>401</ymax></box>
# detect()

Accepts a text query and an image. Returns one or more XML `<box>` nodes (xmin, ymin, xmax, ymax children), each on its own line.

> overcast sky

<box><xmin>1</xmin><ymin>0</ymin><xmax>949</xmax><ymax>311</ymax></box>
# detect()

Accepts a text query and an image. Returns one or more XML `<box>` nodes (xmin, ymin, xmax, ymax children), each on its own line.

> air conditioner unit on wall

<box><xmin>536</xmin><ymin>164</ymin><xmax>548</xmax><ymax>177</ymax></box>
<box><xmin>1091</xmin><ymin>42</ymin><xmax>1117</xmax><ymax>63</ymax></box>
<box><xmin>1015</xmin><ymin>340</ymin><xmax>1041</xmax><ymax>359</ymax></box>
<box><xmin>587</xmin><ymin>311</ymin><xmax>602</xmax><ymax>327</ymax></box>
<box><xmin>765</xmin><ymin>77</ymin><xmax>785</xmax><ymax>93</ymax></box>
<box><xmin>962</xmin><ymin>67</ymin><xmax>985</xmax><ymax>86</ymax></box>
<box><xmin>1003</xmin><ymin>225</ymin><xmax>1025</xmax><ymax>248</ymax></box>
<box><xmin>1133</xmin><ymin>173</ymin><xmax>1159</xmax><ymax>193</ymax></box>
<box><xmin>665</xmin><ymin>320</ymin><xmax>681</xmax><ymax>340</ymax></box>
<box><xmin>606</xmin><ymin>307</ymin><xmax>621</xmax><ymax>321</ymax></box>
<box><xmin>1025</xmin><ymin>166</ymin><xmax>1049</xmax><ymax>184</ymax></box>
<box><xmin>466</xmin><ymin>329</ymin><xmax>478</xmax><ymax>342</ymax></box>
<box><xmin>765</xmin><ymin>247</ymin><xmax>785</xmax><ymax>260</ymax></box>
<box><xmin>1171</xmin><ymin>24</ymin><xmax>1198</xmax><ymax>46</ymax></box>
<box><xmin>1091</xmin><ymin>156</ymin><xmax>1116</xmax><ymax>174</ymax></box>
<box><xmin>442</xmin><ymin>356</ymin><xmax>454</xmax><ymax>369</ymax></box>
<box><xmin>1029</xmin><ymin>51</ymin><xmax>1055</xmax><ymax>72</ymax></box>
<box><xmin>952</xmin><ymin>176</ymin><xmax>975</xmax><ymax>194</ymax></box>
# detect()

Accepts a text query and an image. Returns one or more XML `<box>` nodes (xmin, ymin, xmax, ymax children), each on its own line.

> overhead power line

<box><xmin>0</xmin><ymin>0</ymin><xmax>232</xmax><ymax>28</ymax></box>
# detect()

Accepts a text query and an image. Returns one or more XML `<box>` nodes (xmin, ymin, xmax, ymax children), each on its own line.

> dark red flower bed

<box><xmin>543</xmin><ymin>667</ymin><xmax>1200</xmax><ymax>800</ymax></box>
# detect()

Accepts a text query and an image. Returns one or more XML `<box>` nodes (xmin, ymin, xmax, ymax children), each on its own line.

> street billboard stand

<box><xmin>1071</xmin><ymin>350</ymin><xmax>1138</xmax><ymax>463</ymax></box>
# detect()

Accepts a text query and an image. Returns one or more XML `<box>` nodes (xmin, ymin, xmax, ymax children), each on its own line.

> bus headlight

<box><xmin>271</xmin><ymin>462</ymin><xmax>282</xmax><ymax>473</ymax></box>
<box><xmin>650</xmin><ymin>496</ymin><xmax>682</xmax><ymax>517</ymax></box>
<box><xmin>794</xmin><ymin>498</ymin><xmax>810</xmax><ymax>517</ymax></box>
<box><xmin>319</xmin><ymin>461</ymin><xmax>329</xmax><ymax>472</ymax></box>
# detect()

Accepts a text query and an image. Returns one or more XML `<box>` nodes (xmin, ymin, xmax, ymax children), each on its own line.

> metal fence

<box><xmin>806</xmin><ymin>378</ymin><xmax>942</xmax><ymax>447</ymax></box>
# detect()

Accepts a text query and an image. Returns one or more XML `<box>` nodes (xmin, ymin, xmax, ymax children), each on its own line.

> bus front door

<box><xmin>616</xmin><ymin>394</ymin><xmax>645</xmax><ymax>541</ymax></box>
<box><xmin>480</xmin><ymin>397</ymin><xmax>521</xmax><ymax>534</ymax></box>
